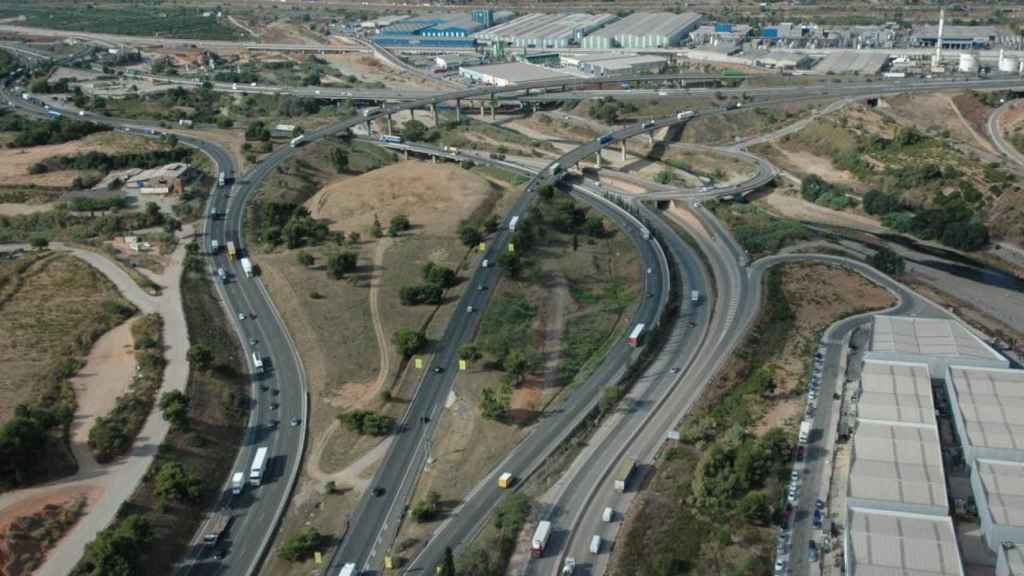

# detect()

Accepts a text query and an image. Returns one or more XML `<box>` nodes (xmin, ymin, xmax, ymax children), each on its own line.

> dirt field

<box><xmin>756</xmin><ymin>187</ymin><xmax>885</xmax><ymax>232</ymax></box>
<box><xmin>322</xmin><ymin>53</ymin><xmax>449</xmax><ymax>92</ymax></box>
<box><xmin>881</xmin><ymin>93</ymin><xmax>986</xmax><ymax>150</ymax></box>
<box><xmin>0</xmin><ymin>488</ymin><xmax>97</xmax><ymax>576</ymax></box>
<box><xmin>613</xmin><ymin>262</ymin><xmax>895</xmax><ymax>576</ymax></box>
<box><xmin>0</xmin><ymin>132</ymin><xmax>167</xmax><ymax>190</ymax></box>
<box><xmin>0</xmin><ymin>252</ymin><xmax>134</xmax><ymax>425</ymax></box>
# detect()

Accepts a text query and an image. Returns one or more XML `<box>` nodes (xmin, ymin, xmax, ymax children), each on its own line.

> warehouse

<box><xmin>814</xmin><ymin>51</ymin><xmax>890</xmax><ymax>75</ymax></box>
<box><xmin>971</xmin><ymin>459</ymin><xmax>1024</xmax><ymax>553</ymax></box>
<box><xmin>847</xmin><ymin>420</ymin><xmax>948</xmax><ymax>516</ymax></box>
<box><xmin>857</xmin><ymin>360</ymin><xmax>935</xmax><ymax>426</ymax></box>
<box><xmin>434</xmin><ymin>53</ymin><xmax>482</xmax><ymax>71</ymax></box>
<box><xmin>912</xmin><ymin>24</ymin><xmax>1000</xmax><ymax>50</ymax></box>
<box><xmin>459</xmin><ymin>62</ymin><xmax>569</xmax><ymax>86</ymax></box>
<box><xmin>748</xmin><ymin>49</ymin><xmax>815</xmax><ymax>70</ymax></box>
<box><xmin>865</xmin><ymin>316</ymin><xmax>1009</xmax><ymax>376</ymax></box>
<box><xmin>581</xmin><ymin>12</ymin><xmax>703</xmax><ymax>50</ymax></box>
<box><xmin>475</xmin><ymin>12</ymin><xmax>618</xmax><ymax>48</ymax></box>
<box><xmin>689</xmin><ymin>22</ymin><xmax>752</xmax><ymax>45</ymax></box>
<box><xmin>844</xmin><ymin>508</ymin><xmax>964</xmax><ymax>576</ymax></box>
<box><xmin>569</xmin><ymin>54</ymin><xmax>667</xmax><ymax>76</ymax></box>
<box><xmin>377</xmin><ymin>12</ymin><xmax>505</xmax><ymax>47</ymax></box>
<box><xmin>944</xmin><ymin>366</ymin><xmax>1024</xmax><ymax>463</ymax></box>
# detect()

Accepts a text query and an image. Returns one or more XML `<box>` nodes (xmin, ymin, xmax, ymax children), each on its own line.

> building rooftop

<box><xmin>1002</xmin><ymin>545</ymin><xmax>1024</xmax><ymax>575</ymax></box>
<box><xmin>126</xmin><ymin>163</ymin><xmax>190</xmax><ymax>184</ymax></box>
<box><xmin>871</xmin><ymin>316</ymin><xmax>1002</xmax><ymax>362</ymax></box>
<box><xmin>858</xmin><ymin>361</ymin><xmax>935</xmax><ymax>426</ymax></box>
<box><xmin>849</xmin><ymin>421</ymin><xmax>947</xmax><ymax>510</ymax></box>
<box><xmin>814</xmin><ymin>51</ymin><xmax>890</xmax><ymax>75</ymax></box>
<box><xmin>948</xmin><ymin>366</ymin><xmax>1024</xmax><ymax>453</ymax></box>
<box><xmin>586</xmin><ymin>11</ymin><xmax>702</xmax><ymax>39</ymax></box>
<box><xmin>976</xmin><ymin>459</ymin><xmax>1024</xmax><ymax>528</ymax></box>
<box><xmin>475</xmin><ymin>13</ymin><xmax>616</xmax><ymax>42</ymax></box>
<box><xmin>846</xmin><ymin>508</ymin><xmax>963</xmax><ymax>576</ymax></box>
<box><xmin>584</xmin><ymin>54</ymin><xmax>667</xmax><ymax>71</ymax></box>
<box><xmin>912</xmin><ymin>24</ymin><xmax>1000</xmax><ymax>40</ymax></box>
<box><xmin>460</xmin><ymin>62</ymin><xmax>570</xmax><ymax>83</ymax></box>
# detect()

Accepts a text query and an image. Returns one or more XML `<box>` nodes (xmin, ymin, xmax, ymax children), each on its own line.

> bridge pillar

<box><xmin>490</xmin><ymin>103</ymin><xmax>496</xmax><ymax>121</ymax></box>
<box><xmin>365</xmin><ymin>121</ymin><xmax>373</xmax><ymax>137</ymax></box>
<box><xmin>404</xmin><ymin>149</ymin><xmax>409</xmax><ymax>160</ymax></box>
<box><xmin>431</xmin><ymin>103</ymin><xmax>438</xmax><ymax>126</ymax></box>
<box><xmin>456</xmin><ymin>99</ymin><xmax>462</xmax><ymax>122</ymax></box>
<box><xmin>595</xmin><ymin>151</ymin><xmax>602</xmax><ymax>169</ymax></box>
<box><xmin>621</xmin><ymin>140</ymin><xmax>627</xmax><ymax>162</ymax></box>
<box><xmin>480</xmin><ymin>101</ymin><xmax>485</xmax><ymax>116</ymax></box>
<box><xmin>385</xmin><ymin>114</ymin><xmax>393</xmax><ymax>136</ymax></box>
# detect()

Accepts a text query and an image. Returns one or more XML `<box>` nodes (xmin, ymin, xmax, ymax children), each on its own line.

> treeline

<box><xmin>800</xmin><ymin>174</ymin><xmax>856</xmax><ymax>210</ymax></box>
<box><xmin>0</xmin><ymin>403</ymin><xmax>74</xmax><ymax>488</ymax></box>
<box><xmin>0</xmin><ymin>200</ymin><xmax>170</xmax><ymax>243</ymax></box>
<box><xmin>587</xmin><ymin>97</ymin><xmax>639</xmax><ymax>124</ymax></box>
<box><xmin>863</xmin><ymin>188</ymin><xmax>990</xmax><ymax>251</ymax></box>
<box><xmin>249</xmin><ymin>201</ymin><xmax>330</xmax><ymax>249</ymax></box>
<box><xmin>0</xmin><ymin>111</ymin><xmax>110</xmax><ymax>148</ymax></box>
<box><xmin>31</xmin><ymin>147</ymin><xmax>193</xmax><ymax>175</ymax></box>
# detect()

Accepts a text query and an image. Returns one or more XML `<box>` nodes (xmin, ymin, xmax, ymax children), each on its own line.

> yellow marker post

<box><xmin>415</xmin><ymin>357</ymin><xmax>423</xmax><ymax>369</ymax></box>
<box><xmin>508</xmin><ymin>243</ymin><xmax>515</xmax><ymax>253</ymax></box>
<box><xmin>459</xmin><ymin>359</ymin><xmax>467</xmax><ymax>371</ymax></box>
<box><xmin>384</xmin><ymin>556</ymin><xmax>393</xmax><ymax>570</ymax></box>
<box><xmin>479</xmin><ymin>242</ymin><xmax>486</xmax><ymax>252</ymax></box>
<box><xmin>314</xmin><ymin>552</ymin><xmax>322</xmax><ymax>565</ymax></box>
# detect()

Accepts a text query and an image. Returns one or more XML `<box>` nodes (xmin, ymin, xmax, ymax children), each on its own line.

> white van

<box><xmin>602</xmin><ymin>507</ymin><xmax>613</xmax><ymax>522</ymax></box>
<box><xmin>589</xmin><ymin>535</ymin><xmax>601</xmax><ymax>555</ymax></box>
<box><xmin>482</xmin><ymin>259</ymin><xmax>490</xmax><ymax>268</ymax></box>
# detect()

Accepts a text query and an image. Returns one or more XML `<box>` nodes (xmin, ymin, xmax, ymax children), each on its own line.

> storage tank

<box><xmin>958</xmin><ymin>53</ymin><xmax>979</xmax><ymax>73</ymax></box>
<box><xmin>1000</xmin><ymin>56</ymin><xmax>1020</xmax><ymax>73</ymax></box>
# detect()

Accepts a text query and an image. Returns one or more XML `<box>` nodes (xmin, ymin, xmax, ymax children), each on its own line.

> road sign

<box><xmin>479</xmin><ymin>242</ymin><xmax>486</xmax><ymax>252</ymax></box>
<box><xmin>314</xmin><ymin>552</ymin><xmax>322</xmax><ymax>565</ymax></box>
<box><xmin>459</xmin><ymin>359</ymin><xmax>467</xmax><ymax>371</ymax></box>
<box><xmin>415</xmin><ymin>357</ymin><xmax>423</xmax><ymax>369</ymax></box>
<box><xmin>508</xmin><ymin>243</ymin><xmax>515</xmax><ymax>253</ymax></box>
<box><xmin>385</xmin><ymin>556</ymin><xmax>393</xmax><ymax>570</ymax></box>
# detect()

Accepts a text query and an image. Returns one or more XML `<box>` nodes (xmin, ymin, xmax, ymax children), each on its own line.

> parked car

<box><xmin>813</xmin><ymin>509</ymin><xmax>823</xmax><ymax>529</ymax></box>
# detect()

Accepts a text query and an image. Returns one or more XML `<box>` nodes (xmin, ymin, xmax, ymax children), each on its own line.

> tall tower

<box><xmin>931</xmin><ymin>7</ymin><xmax>945</xmax><ymax>71</ymax></box>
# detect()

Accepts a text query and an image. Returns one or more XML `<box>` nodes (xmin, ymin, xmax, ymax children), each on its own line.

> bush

<box><xmin>400</xmin><ymin>284</ymin><xmax>444</xmax><ymax>306</ymax></box>
<box><xmin>154</xmin><ymin>461</ymin><xmax>201</xmax><ymax>505</ymax></box>
<box><xmin>338</xmin><ymin>410</ymin><xmax>395</xmax><ymax>436</ymax></box>
<box><xmin>278</xmin><ymin>528</ymin><xmax>328</xmax><ymax>563</ymax></box>
<box><xmin>327</xmin><ymin>252</ymin><xmax>358</xmax><ymax>279</ymax></box>
<box><xmin>868</xmin><ymin>245</ymin><xmax>906</xmax><ymax>276</ymax></box>
<box><xmin>388</xmin><ymin>214</ymin><xmax>411</xmax><ymax>237</ymax></box>
<box><xmin>459</xmin><ymin>224</ymin><xmax>483</xmax><ymax>247</ymax></box>
<box><xmin>75</xmin><ymin>515</ymin><xmax>152</xmax><ymax>575</ymax></box>
<box><xmin>422</xmin><ymin>262</ymin><xmax>457</xmax><ymax>288</ymax></box>
<box><xmin>411</xmin><ymin>491</ymin><xmax>442</xmax><ymax>523</ymax></box>
<box><xmin>158</xmin><ymin>390</ymin><xmax>190</xmax><ymax>430</ymax></box>
<box><xmin>393</xmin><ymin>329</ymin><xmax>426</xmax><ymax>357</ymax></box>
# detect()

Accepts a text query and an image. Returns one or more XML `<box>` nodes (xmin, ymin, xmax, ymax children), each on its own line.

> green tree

<box><xmin>401</xmin><ymin>119</ymin><xmax>428</xmax><ymax>142</ymax></box>
<box><xmin>29</xmin><ymin>235</ymin><xmax>49</xmax><ymax>250</ymax></box>
<box><xmin>331</xmin><ymin>147</ymin><xmax>349</xmax><ymax>174</ymax></box>
<box><xmin>327</xmin><ymin>252</ymin><xmax>358</xmax><ymax>279</ymax></box>
<box><xmin>186</xmin><ymin>344</ymin><xmax>214</xmax><ymax>372</ymax></box>
<box><xmin>79</xmin><ymin>515</ymin><xmax>152</xmax><ymax>576</ymax></box>
<box><xmin>504</xmin><ymin>349</ymin><xmax>530</xmax><ymax>384</ymax></box>
<box><xmin>297</xmin><ymin>251</ymin><xmax>315</xmax><ymax>267</ymax></box>
<box><xmin>654</xmin><ymin>170</ymin><xmax>674</xmax><ymax>185</ymax></box>
<box><xmin>393</xmin><ymin>329</ymin><xmax>426</xmax><ymax>357</ymax></box>
<box><xmin>868</xmin><ymin>245</ymin><xmax>906</xmax><ymax>276</ymax></box>
<box><xmin>278</xmin><ymin>528</ymin><xmax>327</xmax><ymax>562</ymax></box>
<box><xmin>411</xmin><ymin>490</ymin><xmax>442</xmax><ymax>523</ymax></box>
<box><xmin>480</xmin><ymin>384</ymin><xmax>511</xmax><ymax>421</ymax></box>
<box><xmin>158</xmin><ymin>390</ymin><xmax>190</xmax><ymax>430</ymax></box>
<box><xmin>458</xmin><ymin>343</ymin><xmax>482</xmax><ymax>363</ymax></box>
<box><xmin>439</xmin><ymin>546</ymin><xmax>456</xmax><ymax>576</ymax></box>
<box><xmin>338</xmin><ymin>410</ymin><xmax>395</xmax><ymax>436</ymax></box>
<box><xmin>389</xmin><ymin>214</ymin><xmax>411</xmax><ymax>236</ymax></box>
<box><xmin>537</xmin><ymin>184</ymin><xmax>555</xmax><ymax>200</ymax></box>
<box><xmin>154</xmin><ymin>461</ymin><xmax>201</xmax><ymax>505</ymax></box>
<box><xmin>422</xmin><ymin>262</ymin><xmax>457</xmax><ymax>288</ymax></box>
<box><xmin>496</xmin><ymin>252</ymin><xmax>524</xmax><ymax>278</ymax></box>
<box><xmin>483</xmin><ymin>214</ymin><xmax>500</xmax><ymax>234</ymax></box>
<box><xmin>738</xmin><ymin>490</ymin><xmax>773</xmax><ymax>525</ymax></box>
<box><xmin>599</xmin><ymin>385</ymin><xmax>624</xmax><ymax>413</ymax></box>
<box><xmin>348</xmin><ymin>231</ymin><xmax>361</xmax><ymax>245</ymax></box>
<box><xmin>458</xmin><ymin>224</ymin><xmax>483</xmax><ymax>247</ymax></box>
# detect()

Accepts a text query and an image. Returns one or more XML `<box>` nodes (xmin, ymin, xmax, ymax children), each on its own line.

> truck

<box><xmin>691</xmin><ymin>290</ymin><xmax>700</xmax><ymax>303</ymax></box>
<box><xmin>676</xmin><ymin>110</ymin><xmax>695</xmax><ymax>120</ymax></box>
<box><xmin>443</xmin><ymin>145</ymin><xmax>459</xmax><ymax>154</ymax></box>
<box><xmin>338</xmin><ymin>563</ymin><xmax>358</xmax><ymax>576</ymax></box>
<box><xmin>47</xmin><ymin>110</ymin><xmax>62</xmax><ymax>118</ymax></box>
<box><xmin>252</xmin><ymin>351</ymin><xmax>264</xmax><ymax>374</ymax></box>
<box><xmin>218</xmin><ymin>172</ymin><xmax>226</xmax><ymax>186</ymax></box>
<box><xmin>249</xmin><ymin>446</ymin><xmax>269</xmax><ymax>486</ymax></box>
<box><xmin>628</xmin><ymin>323</ymin><xmax>645</xmax><ymax>347</ymax></box>
<box><xmin>178</xmin><ymin>118</ymin><xmax>193</xmax><ymax>128</ymax></box>
<box><xmin>231</xmin><ymin>471</ymin><xmax>245</xmax><ymax>495</ymax></box>
<box><xmin>562</xmin><ymin>558</ymin><xmax>576</xmax><ymax>575</ymax></box>
<box><xmin>613</xmin><ymin>457</ymin><xmax>637</xmax><ymax>492</ymax></box>
<box><xmin>640</xmin><ymin>226</ymin><xmax>651</xmax><ymax>241</ymax></box>
<box><xmin>799</xmin><ymin>420</ymin><xmax>812</xmax><ymax>445</ymax></box>
<box><xmin>202</xmin><ymin>513</ymin><xmax>231</xmax><ymax>544</ymax></box>
<box><xmin>227</xmin><ymin>241</ymin><xmax>237</xmax><ymax>260</ymax></box>
<box><xmin>379</xmin><ymin>135</ymin><xmax>402</xmax><ymax>144</ymax></box>
<box><xmin>240</xmin><ymin>257</ymin><xmax>254</xmax><ymax>278</ymax></box>
<box><xmin>641</xmin><ymin>119</ymin><xmax>656</xmax><ymax>129</ymax></box>
<box><xmin>498</xmin><ymin>472</ymin><xmax>514</xmax><ymax>489</ymax></box>
<box><xmin>531</xmin><ymin>521</ymin><xmax>552</xmax><ymax>557</ymax></box>
<box><xmin>509</xmin><ymin>215</ymin><xmax>520</xmax><ymax>232</ymax></box>
<box><xmin>210</xmin><ymin>239</ymin><xmax>220</xmax><ymax>254</ymax></box>
<box><xmin>549</xmin><ymin>163</ymin><xmax>563</xmax><ymax>176</ymax></box>
<box><xmin>602</xmin><ymin>507</ymin><xmax>614</xmax><ymax>522</ymax></box>
<box><xmin>598</xmin><ymin>133</ymin><xmax>614</xmax><ymax>145</ymax></box>
<box><xmin>290</xmin><ymin>134</ymin><xmax>305</xmax><ymax>148</ymax></box>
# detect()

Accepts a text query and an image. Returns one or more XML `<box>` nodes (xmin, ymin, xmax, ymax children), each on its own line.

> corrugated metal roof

<box><xmin>858</xmin><ymin>361</ymin><xmax>935</xmax><ymax>426</ymax></box>
<box><xmin>948</xmin><ymin>366</ymin><xmax>1024</xmax><ymax>453</ymax></box>
<box><xmin>460</xmin><ymin>62</ymin><xmax>570</xmax><ymax>83</ymax></box>
<box><xmin>849</xmin><ymin>422</ymin><xmax>947</xmax><ymax>508</ymax></box>
<box><xmin>871</xmin><ymin>316</ymin><xmax>1001</xmax><ymax>361</ymax></box>
<box><xmin>976</xmin><ymin>459</ymin><xmax>1024</xmax><ymax>528</ymax></box>
<box><xmin>586</xmin><ymin>11</ymin><xmax>701</xmax><ymax>39</ymax></box>
<box><xmin>847</xmin><ymin>508</ymin><xmax>963</xmax><ymax>576</ymax></box>
<box><xmin>475</xmin><ymin>12</ymin><xmax>616</xmax><ymax>42</ymax></box>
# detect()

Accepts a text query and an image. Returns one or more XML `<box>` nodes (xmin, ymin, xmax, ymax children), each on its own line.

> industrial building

<box><xmin>944</xmin><ymin>366</ymin><xmax>1024</xmax><ymax>464</ymax></box>
<box><xmin>865</xmin><ymin>316</ymin><xmax>1009</xmax><ymax>375</ymax></box>
<box><xmin>581</xmin><ymin>12</ymin><xmax>703</xmax><ymax>50</ymax></box>
<box><xmin>856</xmin><ymin>361</ymin><xmax>935</xmax><ymax>427</ymax></box>
<box><xmin>760</xmin><ymin>22</ymin><xmax>809</xmax><ymax>42</ymax></box>
<box><xmin>813</xmin><ymin>51</ymin><xmax>890</xmax><ymax>75</ymax></box>
<box><xmin>459</xmin><ymin>62</ymin><xmax>569</xmax><ymax>86</ymax></box>
<box><xmin>747</xmin><ymin>50</ymin><xmax>815</xmax><ymax>70</ymax></box>
<box><xmin>689</xmin><ymin>22</ymin><xmax>752</xmax><ymax>45</ymax></box>
<box><xmin>474</xmin><ymin>13</ymin><xmax>618</xmax><ymax>49</ymax></box>
<box><xmin>844</xmin><ymin>508</ymin><xmax>964</xmax><ymax>576</ymax></box>
<box><xmin>434</xmin><ymin>53</ymin><xmax>482</xmax><ymax>71</ymax></box>
<box><xmin>562</xmin><ymin>53</ymin><xmax>667</xmax><ymax>76</ymax></box>
<box><xmin>376</xmin><ymin>11</ymin><xmax>512</xmax><ymax>48</ymax></box>
<box><xmin>912</xmin><ymin>24</ymin><xmax>1000</xmax><ymax>50</ymax></box>
<box><xmin>971</xmin><ymin>459</ymin><xmax>1024</xmax><ymax>552</ymax></box>
<box><xmin>359</xmin><ymin>14</ymin><xmax>409</xmax><ymax>32</ymax></box>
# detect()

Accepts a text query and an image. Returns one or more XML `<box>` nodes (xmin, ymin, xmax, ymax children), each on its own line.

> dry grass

<box><xmin>0</xmin><ymin>252</ymin><xmax>134</xmax><ymax>425</ymax></box>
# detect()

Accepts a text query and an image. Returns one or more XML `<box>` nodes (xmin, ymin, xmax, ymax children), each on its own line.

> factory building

<box><xmin>434</xmin><ymin>53</ymin><xmax>482</xmax><ymax>71</ymax></box>
<box><xmin>376</xmin><ymin>12</ymin><xmax>512</xmax><ymax>48</ymax></box>
<box><xmin>813</xmin><ymin>52</ymin><xmax>890</xmax><ymax>75</ymax></box>
<box><xmin>760</xmin><ymin>22</ymin><xmax>809</xmax><ymax>42</ymax></box>
<box><xmin>971</xmin><ymin>459</ymin><xmax>1024</xmax><ymax>553</ymax></box>
<box><xmin>944</xmin><ymin>366</ymin><xmax>1024</xmax><ymax>464</ymax></box>
<box><xmin>581</xmin><ymin>12</ymin><xmax>703</xmax><ymax>49</ymax></box>
<box><xmin>459</xmin><ymin>62</ymin><xmax>569</xmax><ymax>87</ymax></box>
<box><xmin>844</xmin><ymin>508</ymin><xmax>964</xmax><ymax>576</ymax></box>
<box><xmin>474</xmin><ymin>13</ymin><xmax>618</xmax><ymax>49</ymax></box>
<box><xmin>689</xmin><ymin>22</ymin><xmax>752</xmax><ymax>45</ymax></box>
<box><xmin>864</xmin><ymin>316</ymin><xmax>1009</xmax><ymax>376</ymax></box>
<box><xmin>912</xmin><ymin>24</ymin><xmax>1000</xmax><ymax>50</ymax></box>
<box><xmin>575</xmin><ymin>54</ymin><xmax>667</xmax><ymax>76</ymax></box>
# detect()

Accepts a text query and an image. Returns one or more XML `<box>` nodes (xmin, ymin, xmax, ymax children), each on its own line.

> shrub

<box><xmin>338</xmin><ymin>410</ymin><xmax>395</xmax><ymax>436</ymax></box>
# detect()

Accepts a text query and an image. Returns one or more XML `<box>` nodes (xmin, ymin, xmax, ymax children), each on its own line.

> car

<box><xmin>790</xmin><ymin>470</ymin><xmax>800</xmax><ymax>483</ymax></box>
<box><xmin>290</xmin><ymin>417</ymin><xmax>301</xmax><ymax>427</ymax></box>
<box><xmin>688</xmin><ymin>320</ymin><xmax>697</xmax><ymax>327</ymax></box>
<box><xmin>250</xmin><ymin>82</ymin><xmax>257</xmax><ymax>87</ymax></box>
<box><xmin>477</xmin><ymin>284</ymin><xmax>486</xmax><ymax>291</ymax></box>
<box><xmin>231</xmin><ymin>83</ymin><xmax>238</xmax><ymax>90</ymax></box>
<box><xmin>314</xmin><ymin>89</ymin><xmax>321</xmax><ymax>95</ymax></box>
<box><xmin>658</xmin><ymin>90</ymin><xmax>668</xmax><ymax>96</ymax></box>
<box><xmin>774</xmin><ymin>558</ymin><xmax>786</xmax><ymax>574</ymax></box>
<box><xmin>467</xmin><ymin>305</ymin><xmax>474</xmax><ymax>313</ymax></box>
<box><xmin>808</xmin><ymin>541</ymin><xmax>818</xmax><ymax>562</ymax></box>
<box><xmin>788</xmin><ymin>486</ymin><xmax>799</xmax><ymax>503</ymax></box>
<box><xmin>815</xmin><ymin>498</ymin><xmax>825</xmax><ymax>510</ymax></box>
<box><xmin>270</xmin><ymin>402</ymin><xmax>279</xmax><ymax>410</ymax></box>
<box><xmin>813</xmin><ymin>509</ymin><xmax>823</xmax><ymax>529</ymax></box>
<box><xmin>797</xmin><ymin>446</ymin><xmax>806</xmax><ymax>460</ymax></box>
<box><xmin>671</xmin><ymin>367</ymin><xmax>681</xmax><ymax>374</ymax></box>
<box><xmin>433</xmin><ymin>366</ymin><xmax>444</xmax><ymax>374</ymax></box>
<box><xmin>267</xmin><ymin>419</ymin><xmax>278</xmax><ymax>429</ymax></box>
<box><xmin>372</xmin><ymin>486</ymin><xmax>385</xmax><ymax>497</ymax></box>
<box><xmin>238</xmin><ymin>313</ymin><xmax>246</xmax><ymax>320</ymax></box>
<box><xmin>647</xmin><ymin>267</ymin><xmax>653</xmax><ymax>274</ymax></box>
<box><xmin>249</xmin><ymin>338</ymin><xmax>258</xmax><ymax>346</ymax></box>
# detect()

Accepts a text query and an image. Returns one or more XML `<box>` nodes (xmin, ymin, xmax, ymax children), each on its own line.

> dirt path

<box><xmin>305</xmin><ymin>238</ymin><xmax>394</xmax><ymax>487</ymax></box>
<box><xmin>946</xmin><ymin>94</ymin><xmax>998</xmax><ymax>155</ymax></box>
<box><xmin>0</xmin><ymin>228</ymin><xmax>192</xmax><ymax>576</ymax></box>
<box><xmin>540</xmin><ymin>272</ymin><xmax>569</xmax><ymax>388</ymax></box>
<box><xmin>227</xmin><ymin>15</ymin><xmax>257</xmax><ymax>38</ymax></box>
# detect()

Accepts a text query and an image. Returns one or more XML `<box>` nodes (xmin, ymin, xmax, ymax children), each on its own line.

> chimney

<box><xmin>936</xmin><ymin>7</ymin><xmax>945</xmax><ymax>63</ymax></box>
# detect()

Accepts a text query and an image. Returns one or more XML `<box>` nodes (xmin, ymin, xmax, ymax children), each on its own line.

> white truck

<box><xmin>290</xmin><ymin>134</ymin><xmax>305</xmax><ymax>148</ymax></box>
<box><xmin>338</xmin><ymin>563</ymin><xmax>358</xmax><ymax>576</ymax></box>
<box><xmin>240</xmin><ymin>257</ymin><xmax>254</xmax><ymax>278</ymax></box>
<box><xmin>799</xmin><ymin>420</ymin><xmax>812</xmax><ymax>445</ymax></box>
<box><xmin>691</xmin><ymin>290</ymin><xmax>700</xmax><ymax>303</ymax></box>
<box><xmin>211</xmin><ymin>239</ymin><xmax>220</xmax><ymax>254</ymax></box>
<box><xmin>231</xmin><ymin>471</ymin><xmax>245</xmax><ymax>495</ymax></box>
<box><xmin>202</xmin><ymin>513</ymin><xmax>231</xmax><ymax>544</ymax></box>
<box><xmin>252</xmin><ymin>352</ymin><xmax>264</xmax><ymax>374</ymax></box>
<box><xmin>509</xmin><ymin>215</ymin><xmax>520</xmax><ymax>232</ymax></box>
<box><xmin>531</xmin><ymin>521</ymin><xmax>552</xmax><ymax>557</ymax></box>
<box><xmin>613</xmin><ymin>457</ymin><xmax>637</xmax><ymax>492</ymax></box>
<box><xmin>589</xmin><ymin>535</ymin><xmax>601</xmax><ymax>555</ymax></box>
<box><xmin>249</xmin><ymin>446</ymin><xmax>269</xmax><ymax>486</ymax></box>
<box><xmin>218</xmin><ymin>172</ymin><xmax>226</xmax><ymax>186</ymax></box>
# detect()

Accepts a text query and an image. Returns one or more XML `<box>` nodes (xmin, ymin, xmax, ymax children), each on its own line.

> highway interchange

<box><xmin>4</xmin><ymin>42</ymin><xmax>1024</xmax><ymax>576</ymax></box>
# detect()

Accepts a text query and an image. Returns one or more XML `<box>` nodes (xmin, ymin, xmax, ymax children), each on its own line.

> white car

<box><xmin>250</xmin><ymin>82</ymin><xmax>257</xmax><ymax>87</ymax></box>
<box><xmin>775</xmin><ymin>559</ymin><xmax>786</xmax><ymax>575</ymax></box>
<box><xmin>232</xmin><ymin>83</ymin><xmax>238</xmax><ymax>90</ymax></box>
<box><xmin>658</xmin><ymin>90</ymin><xmax>668</xmax><ymax>96</ymax></box>
<box><xmin>788</xmin><ymin>486</ymin><xmax>799</xmax><ymax>503</ymax></box>
<box><xmin>238</xmin><ymin>312</ymin><xmax>246</xmax><ymax>320</ymax></box>
<box><xmin>315</xmin><ymin>89</ymin><xmax>321</xmax><ymax>95</ymax></box>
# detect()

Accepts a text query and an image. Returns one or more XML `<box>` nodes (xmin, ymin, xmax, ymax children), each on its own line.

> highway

<box><xmin>987</xmin><ymin>98</ymin><xmax>1024</xmax><ymax>170</ymax></box>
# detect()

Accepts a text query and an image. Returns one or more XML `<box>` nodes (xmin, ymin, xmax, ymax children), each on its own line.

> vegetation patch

<box><xmin>0</xmin><ymin>110</ymin><xmax>110</xmax><ymax>148</ymax></box>
<box><xmin>456</xmin><ymin>493</ymin><xmax>531</xmax><ymax>575</ymax></box>
<box><xmin>0</xmin><ymin>4</ymin><xmax>248</xmax><ymax>40</ymax></box>
<box><xmin>1</xmin><ymin>495</ymin><xmax>89</xmax><ymax>575</ymax></box>
<box><xmin>708</xmin><ymin>201</ymin><xmax>812</xmax><ymax>257</ymax></box>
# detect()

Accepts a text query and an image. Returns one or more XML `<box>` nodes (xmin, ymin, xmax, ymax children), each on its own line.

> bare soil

<box><xmin>322</xmin><ymin>53</ymin><xmax>449</xmax><ymax>92</ymax></box>
<box><xmin>0</xmin><ymin>488</ymin><xmax>97</xmax><ymax>576</ymax></box>
<box><xmin>756</xmin><ymin>187</ymin><xmax>885</xmax><ymax>232</ymax></box>
<box><xmin>0</xmin><ymin>253</ymin><xmax>133</xmax><ymax>425</ymax></box>
<box><xmin>0</xmin><ymin>132</ymin><xmax>166</xmax><ymax>189</ymax></box>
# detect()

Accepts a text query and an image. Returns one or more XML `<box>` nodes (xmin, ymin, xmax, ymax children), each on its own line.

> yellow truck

<box><xmin>498</xmin><ymin>472</ymin><xmax>515</xmax><ymax>489</ymax></box>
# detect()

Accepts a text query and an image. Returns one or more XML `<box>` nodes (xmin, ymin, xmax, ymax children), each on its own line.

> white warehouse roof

<box><xmin>848</xmin><ymin>421</ymin><xmax>947</xmax><ymax>513</ymax></box>
<box><xmin>845</xmin><ymin>508</ymin><xmax>963</xmax><ymax>576</ymax></box>
<box><xmin>459</xmin><ymin>62</ymin><xmax>570</xmax><ymax>85</ymax></box>
<box><xmin>858</xmin><ymin>360</ymin><xmax>935</xmax><ymax>426</ymax></box>
<box><xmin>947</xmin><ymin>366</ymin><xmax>1024</xmax><ymax>456</ymax></box>
<box><xmin>867</xmin><ymin>315</ymin><xmax>1008</xmax><ymax>374</ymax></box>
<box><xmin>976</xmin><ymin>459</ymin><xmax>1024</xmax><ymax>528</ymax></box>
<box><xmin>588</xmin><ymin>11</ymin><xmax>701</xmax><ymax>40</ymax></box>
